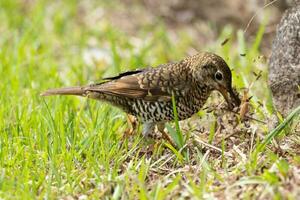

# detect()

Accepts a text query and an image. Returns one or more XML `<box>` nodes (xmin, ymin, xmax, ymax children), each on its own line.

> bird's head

<box><xmin>190</xmin><ymin>52</ymin><xmax>241</xmax><ymax>109</ymax></box>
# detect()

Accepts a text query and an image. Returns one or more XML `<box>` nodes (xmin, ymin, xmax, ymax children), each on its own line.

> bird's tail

<box><xmin>40</xmin><ymin>86</ymin><xmax>86</xmax><ymax>96</ymax></box>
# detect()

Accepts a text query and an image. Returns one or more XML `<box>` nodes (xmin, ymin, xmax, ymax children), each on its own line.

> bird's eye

<box><xmin>215</xmin><ymin>71</ymin><xmax>223</xmax><ymax>81</ymax></box>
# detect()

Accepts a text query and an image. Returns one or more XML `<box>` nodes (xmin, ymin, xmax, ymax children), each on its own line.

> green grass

<box><xmin>0</xmin><ymin>0</ymin><xmax>299</xmax><ymax>199</ymax></box>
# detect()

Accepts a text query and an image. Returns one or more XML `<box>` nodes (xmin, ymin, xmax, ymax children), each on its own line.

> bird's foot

<box><xmin>142</xmin><ymin>122</ymin><xmax>176</xmax><ymax>147</ymax></box>
<box><xmin>123</xmin><ymin>127</ymin><xmax>135</xmax><ymax>138</ymax></box>
<box><xmin>123</xmin><ymin>114</ymin><xmax>138</xmax><ymax>139</ymax></box>
<box><xmin>157</xmin><ymin>123</ymin><xmax>176</xmax><ymax>147</ymax></box>
<box><xmin>160</xmin><ymin>130</ymin><xmax>176</xmax><ymax>147</ymax></box>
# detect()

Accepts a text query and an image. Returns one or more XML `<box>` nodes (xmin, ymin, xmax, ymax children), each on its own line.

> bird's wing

<box><xmin>86</xmin><ymin>62</ymin><xmax>190</xmax><ymax>102</ymax></box>
<box><xmin>103</xmin><ymin>69</ymin><xmax>145</xmax><ymax>80</ymax></box>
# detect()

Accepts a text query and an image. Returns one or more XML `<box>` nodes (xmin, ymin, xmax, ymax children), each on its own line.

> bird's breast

<box><xmin>125</xmin><ymin>85</ymin><xmax>211</xmax><ymax>123</ymax></box>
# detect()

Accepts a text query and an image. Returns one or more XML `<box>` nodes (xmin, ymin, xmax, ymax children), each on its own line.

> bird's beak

<box><xmin>218</xmin><ymin>86</ymin><xmax>241</xmax><ymax>110</ymax></box>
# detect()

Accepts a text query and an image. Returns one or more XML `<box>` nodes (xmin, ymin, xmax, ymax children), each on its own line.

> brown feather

<box><xmin>40</xmin><ymin>86</ymin><xmax>85</xmax><ymax>96</ymax></box>
<box><xmin>85</xmin><ymin>62</ymin><xmax>190</xmax><ymax>101</ymax></box>
<box><xmin>87</xmin><ymin>75</ymin><xmax>147</xmax><ymax>98</ymax></box>
<box><xmin>41</xmin><ymin>60</ymin><xmax>190</xmax><ymax>102</ymax></box>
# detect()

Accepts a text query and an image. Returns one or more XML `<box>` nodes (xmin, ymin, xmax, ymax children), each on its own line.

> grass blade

<box><xmin>170</xmin><ymin>92</ymin><xmax>184</xmax><ymax>149</ymax></box>
<box><xmin>256</xmin><ymin>105</ymin><xmax>300</xmax><ymax>153</ymax></box>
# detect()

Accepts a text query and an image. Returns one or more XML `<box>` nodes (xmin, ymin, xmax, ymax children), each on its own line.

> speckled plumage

<box><xmin>42</xmin><ymin>52</ymin><xmax>240</xmax><ymax>138</ymax></box>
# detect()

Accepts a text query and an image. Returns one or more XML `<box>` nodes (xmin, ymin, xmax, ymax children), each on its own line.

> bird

<box><xmin>41</xmin><ymin>52</ymin><xmax>240</xmax><ymax>145</ymax></box>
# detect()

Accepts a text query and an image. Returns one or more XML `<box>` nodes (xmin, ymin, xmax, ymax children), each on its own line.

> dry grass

<box><xmin>0</xmin><ymin>0</ymin><xmax>299</xmax><ymax>199</ymax></box>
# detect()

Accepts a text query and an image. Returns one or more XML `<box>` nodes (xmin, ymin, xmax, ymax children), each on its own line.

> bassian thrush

<box><xmin>42</xmin><ymin>52</ymin><xmax>240</xmax><ymax>144</ymax></box>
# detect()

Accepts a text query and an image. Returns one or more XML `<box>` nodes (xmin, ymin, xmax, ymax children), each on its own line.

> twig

<box><xmin>195</xmin><ymin>150</ymin><xmax>210</xmax><ymax>175</ymax></box>
<box><xmin>194</xmin><ymin>136</ymin><xmax>232</xmax><ymax>156</ymax></box>
<box><xmin>215</xmin><ymin>130</ymin><xmax>241</xmax><ymax>145</ymax></box>
<box><xmin>244</xmin><ymin>0</ymin><xmax>278</xmax><ymax>34</ymax></box>
<box><xmin>226</xmin><ymin>108</ymin><xmax>266</xmax><ymax>124</ymax></box>
<box><xmin>204</xmin><ymin>105</ymin><xmax>266</xmax><ymax>124</ymax></box>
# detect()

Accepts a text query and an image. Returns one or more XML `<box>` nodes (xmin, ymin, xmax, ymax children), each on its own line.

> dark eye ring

<box><xmin>215</xmin><ymin>71</ymin><xmax>223</xmax><ymax>81</ymax></box>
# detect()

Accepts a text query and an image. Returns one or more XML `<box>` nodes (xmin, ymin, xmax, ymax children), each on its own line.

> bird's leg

<box><xmin>123</xmin><ymin>114</ymin><xmax>138</xmax><ymax>138</ymax></box>
<box><xmin>139</xmin><ymin>122</ymin><xmax>158</xmax><ymax>153</ymax></box>
<box><xmin>142</xmin><ymin>122</ymin><xmax>175</xmax><ymax>147</ymax></box>
<box><xmin>157</xmin><ymin>122</ymin><xmax>176</xmax><ymax>147</ymax></box>
<box><xmin>142</xmin><ymin>122</ymin><xmax>156</xmax><ymax>137</ymax></box>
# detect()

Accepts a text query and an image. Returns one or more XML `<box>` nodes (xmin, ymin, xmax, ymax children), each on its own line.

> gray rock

<box><xmin>269</xmin><ymin>5</ymin><xmax>300</xmax><ymax>116</ymax></box>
